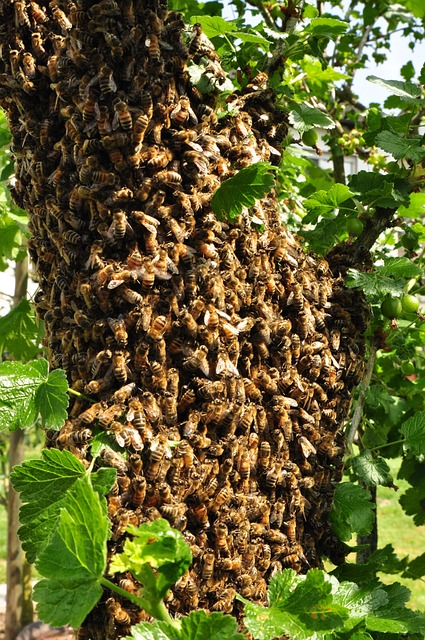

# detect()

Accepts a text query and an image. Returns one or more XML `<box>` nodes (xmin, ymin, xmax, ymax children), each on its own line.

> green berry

<box><xmin>401</xmin><ymin>294</ymin><xmax>420</xmax><ymax>314</ymax></box>
<box><xmin>380</xmin><ymin>296</ymin><xmax>402</xmax><ymax>319</ymax></box>
<box><xmin>346</xmin><ymin>218</ymin><xmax>364</xmax><ymax>236</ymax></box>
<box><xmin>401</xmin><ymin>361</ymin><xmax>415</xmax><ymax>375</ymax></box>
<box><xmin>302</xmin><ymin>129</ymin><xmax>319</xmax><ymax>147</ymax></box>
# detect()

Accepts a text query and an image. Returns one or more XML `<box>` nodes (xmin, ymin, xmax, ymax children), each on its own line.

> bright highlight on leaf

<box><xmin>0</xmin><ymin>358</ymin><xmax>69</xmax><ymax>431</ymax></box>
<box><xmin>211</xmin><ymin>162</ymin><xmax>276</xmax><ymax>222</ymax></box>
<box><xmin>289</xmin><ymin>103</ymin><xmax>334</xmax><ymax>133</ymax></box>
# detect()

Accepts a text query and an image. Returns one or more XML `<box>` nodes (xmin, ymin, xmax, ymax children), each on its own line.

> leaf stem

<box><xmin>68</xmin><ymin>388</ymin><xmax>95</xmax><ymax>403</ymax></box>
<box><xmin>99</xmin><ymin>577</ymin><xmax>181</xmax><ymax>631</ymax></box>
<box><xmin>374</xmin><ymin>438</ymin><xmax>405</xmax><ymax>451</ymax></box>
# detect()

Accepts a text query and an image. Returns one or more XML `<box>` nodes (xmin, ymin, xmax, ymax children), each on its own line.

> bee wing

<box><xmin>141</xmin><ymin>221</ymin><xmax>158</xmax><ymax>235</ymax></box>
<box><xmin>216</xmin><ymin>309</ymin><xmax>231</xmax><ymax>320</ymax></box>
<box><xmin>222</xmin><ymin>322</ymin><xmax>239</xmax><ymax>336</ymax></box>
<box><xmin>199</xmin><ymin>360</ymin><xmax>210</xmax><ymax>378</ymax></box>
<box><xmin>112</xmin><ymin>111</ymin><xmax>120</xmax><ymax>130</ymax></box>
<box><xmin>166</xmin><ymin>257</ymin><xmax>179</xmax><ymax>274</ymax></box>
<box><xmin>236</xmin><ymin>317</ymin><xmax>254</xmax><ymax>333</ymax></box>
<box><xmin>299</xmin><ymin>436</ymin><xmax>316</xmax><ymax>458</ymax></box>
<box><xmin>108</xmin><ymin>279</ymin><xmax>125</xmax><ymax>289</ymax></box>
<box><xmin>153</xmin><ymin>267</ymin><xmax>173</xmax><ymax>280</ymax></box>
<box><xmin>126</xmin><ymin>408</ymin><xmax>135</xmax><ymax>421</ymax></box>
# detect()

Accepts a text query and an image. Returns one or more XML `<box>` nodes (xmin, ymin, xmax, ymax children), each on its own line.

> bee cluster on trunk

<box><xmin>0</xmin><ymin>1</ymin><xmax>369</xmax><ymax>637</ymax></box>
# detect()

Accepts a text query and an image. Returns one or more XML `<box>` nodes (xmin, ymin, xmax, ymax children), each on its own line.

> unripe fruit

<box><xmin>401</xmin><ymin>361</ymin><xmax>415</xmax><ymax>376</ymax></box>
<box><xmin>302</xmin><ymin>129</ymin><xmax>319</xmax><ymax>147</ymax></box>
<box><xmin>380</xmin><ymin>296</ymin><xmax>402</xmax><ymax>319</ymax></box>
<box><xmin>401</xmin><ymin>294</ymin><xmax>420</xmax><ymax>314</ymax></box>
<box><xmin>346</xmin><ymin>218</ymin><xmax>364</xmax><ymax>236</ymax></box>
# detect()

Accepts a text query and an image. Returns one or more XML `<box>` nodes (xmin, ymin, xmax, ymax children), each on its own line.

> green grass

<box><xmin>375</xmin><ymin>457</ymin><xmax>425</xmax><ymax>611</ymax></box>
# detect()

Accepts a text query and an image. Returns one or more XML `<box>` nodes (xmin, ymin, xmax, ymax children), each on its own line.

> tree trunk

<box><xmin>5</xmin><ymin>257</ymin><xmax>34</xmax><ymax>640</ymax></box>
<box><xmin>0</xmin><ymin>2</ymin><xmax>369</xmax><ymax>638</ymax></box>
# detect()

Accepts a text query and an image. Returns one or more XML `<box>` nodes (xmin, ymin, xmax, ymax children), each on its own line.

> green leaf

<box><xmin>303</xmin><ymin>184</ymin><xmax>355</xmax><ymax>223</ymax></box>
<box><xmin>398</xmin><ymin>192</ymin><xmax>425</xmax><ymax>218</ymax></box>
<box><xmin>401</xmin><ymin>0</ymin><xmax>425</xmax><ymax>17</ymax></box>
<box><xmin>404</xmin><ymin>553</ymin><xmax>425</xmax><ymax>579</ymax></box>
<box><xmin>367</xmin><ymin>76</ymin><xmax>422</xmax><ymax>103</ymax></box>
<box><xmin>33</xmin><ymin>475</ymin><xmax>108</xmax><ymax>628</ymax></box>
<box><xmin>348</xmin><ymin>171</ymin><xmax>404</xmax><ymax>208</ymax></box>
<box><xmin>0</xmin><ymin>359</ymin><xmax>69</xmax><ymax>431</ymax></box>
<box><xmin>190</xmin><ymin>15</ymin><xmax>236</xmax><ymax>37</ymax></box>
<box><xmin>127</xmin><ymin>622</ymin><xmax>172</xmax><ymax>640</ymax></box>
<box><xmin>11</xmin><ymin>449</ymin><xmax>86</xmax><ymax>563</ymax></box>
<box><xmin>180</xmin><ymin>610</ymin><xmax>246</xmax><ymax>640</ymax></box>
<box><xmin>305</xmin><ymin>17</ymin><xmax>349</xmax><ymax>38</ymax></box>
<box><xmin>231</xmin><ymin>31</ymin><xmax>270</xmax><ymax>48</ymax></box>
<box><xmin>301</xmin><ymin>214</ymin><xmax>348</xmax><ymax>254</ymax></box>
<box><xmin>345</xmin><ymin>269</ymin><xmax>405</xmax><ymax>298</ymax></box>
<box><xmin>211</xmin><ymin>162</ymin><xmax>275</xmax><ymax>221</ymax></box>
<box><xmin>109</xmin><ymin>519</ymin><xmax>192</xmax><ymax>601</ymax></box>
<box><xmin>289</xmin><ymin>103</ymin><xmax>334</xmax><ymax>133</ymax></box>
<box><xmin>399</xmin><ymin>476</ymin><xmax>425</xmax><ymax>526</ymax></box>
<box><xmin>330</xmin><ymin>483</ymin><xmax>375</xmax><ymax>541</ymax></box>
<box><xmin>400</xmin><ymin>411</ymin><xmax>425</xmax><ymax>455</ymax></box>
<box><xmin>241</xmin><ymin>569</ymin><xmax>348</xmax><ymax>640</ymax></box>
<box><xmin>365</xmin><ymin>385</ymin><xmax>395</xmax><ymax>414</ymax></box>
<box><xmin>0</xmin><ymin>215</ymin><xmax>23</xmax><ymax>264</ymax></box>
<box><xmin>35</xmin><ymin>368</ymin><xmax>69</xmax><ymax>430</ymax></box>
<box><xmin>351</xmin><ymin>450</ymin><xmax>392</xmax><ymax>487</ymax></box>
<box><xmin>375</xmin><ymin>131</ymin><xmax>425</xmax><ymax>163</ymax></box>
<box><xmin>380</xmin><ymin>256</ymin><xmax>422</xmax><ymax>279</ymax></box>
<box><xmin>0</xmin><ymin>299</ymin><xmax>42</xmax><ymax>361</ymax></box>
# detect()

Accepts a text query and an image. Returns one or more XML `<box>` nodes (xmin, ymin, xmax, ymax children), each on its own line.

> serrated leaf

<box><xmin>330</xmin><ymin>483</ymin><xmax>375</xmax><ymax>541</ymax></box>
<box><xmin>351</xmin><ymin>450</ymin><xmax>392</xmax><ymax>487</ymax></box>
<box><xmin>0</xmin><ymin>359</ymin><xmax>69</xmax><ymax>431</ymax></box>
<box><xmin>367</xmin><ymin>76</ymin><xmax>422</xmax><ymax>103</ymax></box>
<box><xmin>180</xmin><ymin>610</ymin><xmax>246</xmax><ymax>640</ymax></box>
<box><xmin>0</xmin><ymin>216</ymin><xmax>23</xmax><ymax>263</ymax></box>
<box><xmin>375</xmin><ymin>131</ymin><xmax>425</xmax><ymax>162</ymax></box>
<box><xmin>11</xmin><ymin>449</ymin><xmax>86</xmax><ymax>563</ymax></box>
<box><xmin>400</xmin><ymin>411</ymin><xmax>425</xmax><ymax>455</ymax></box>
<box><xmin>303</xmin><ymin>184</ymin><xmax>354</xmax><ymax>223</ymax></box>
<box><xmin>35</xmin><ymin>368</ymin><xmax>69</xmax><ymax>430</ymax></box>
<box><xmin>399</xmin><ymin>476</ymin><xmax>425</xmax><ymax>526</ymax></box>
<box><xmin>348</xmin><ymin>172</ymin><xmax>403</xmax><ymax>208</ymax></box>
<box><xmin>126</xmin><ymin>622</ymin><xmax>172</xmax><ymax>640</ymax></box>
<box><xmin>289</xmin><ymin>103</ymin><xmax>334</xmax><ymax>133</ymax></box>
<box><xmin>301</xmin><ymin>214</ymin><xmax>348</xmax><ymax>254</ymax></box>
<box><xmin>232</xmin><ymin>31</ymin><xmax>270</xmax><ymax>48</ymax></box>
<box><xmin>33</xmin><ymin>475</ymin><xmax>108</xmax><ymax>628</ymax></box>
<box><xmin>398</xmin><ymin>192</ymin><xmax>425</xmax><ymax>218</ymax></box>
<box><xmin>190</xmin><ymin>15</ymin><xmax>236</xmax><ymax>37</ymax></box>
<box><xmin>305</xmin><ymin>17</ymin><xmax>348</xmax><ymax>37</ymax></box>
<box><xmin>380</xmin><ymin>257</ymin><xmax>422</xmax><ymax>279</ymax></box>
<box><xmin>0</xmin><ymin>299</ymin><xmax>42</xmax><ymax>361</ymax></box>
<box><xmin>241</xmin><ymin>569</ymin><xmax>348</xmax><ymax>640</ymax></box>
<box><xmin>345</xmin><ymin>269</ymin><xmax>405</xmax><ymax>298</ymax></box>
<box><xmin>365</xmin><ymin>385</ymin><xmax>395</xmax><ymax>414</ymax></box>
<box><xmin>211</xmin><ymin>162</ymin><xmax>275</xmax><ymax>221</ymax></box>
<box><xmin>109</xmin><ymin>519</ymin><xmax>192</xmax><ymax>606</ymax></box>
<box><xmin>404</xmin><ymin>553</ymin><xmax>425</xmax><ymax>579</ymax></box>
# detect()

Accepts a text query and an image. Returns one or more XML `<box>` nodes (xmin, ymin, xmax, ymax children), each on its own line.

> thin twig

<box><xmin>346</xmin><ymin>344</ymin><xmax>377</xmax><ymax>444</ymax></box>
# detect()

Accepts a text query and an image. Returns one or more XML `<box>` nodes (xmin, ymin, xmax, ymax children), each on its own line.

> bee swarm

<box><xmin>0</xmin><ymin>1</ymin><xmax>369</xmax><ymax>638</ymax></box>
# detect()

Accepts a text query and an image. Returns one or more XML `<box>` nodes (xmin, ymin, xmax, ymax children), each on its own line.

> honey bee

<box><xmin>79</xmin><ymin>401</ymin><xmax>105</xmax><ymax>425</ymax></box>
<box><xmin>113</xmin><ymin>99</ymin><xmax>132</xmax><ymax>130</ymax></box>
<box><xmin>145</xmin><ymin>34</ymin><xmax>160</xmax><ymax>62</ymax></box>
<box><xmin>146</xmin><ymin>433</ymin><xmax>170</xmax><ymax>481</ymax></box>
<box><xmin>70</xmin><ymin>428</ymin><xmax>92</xmax><ymax>444</ymax></box>
<box><xmin>189</xmin><ymin>498</ymin><xmax>209</xmax><ymax>528</ymax></box>
<box><xmin>155</xmin><ymin>169</ymin><xmax>182</xmax><ymax>188</ymax></box>
<box><xmin>90</xmin><ymin>349</ymin><xmax>112</xmax><ymax>378</ymax></box>
<box><xmin>183</xmin><ymin>345</ymin><xmax>210</xmax><ymax>377</ymax></box>
<box><xmin>133</xmin><ymin>113</ymin><xmax>150</xmax><ymax>146</ymax></box>
<box><xmin>101</xmin><ymin>445</ymin><xmax>128</xmax><ymax>474</ymax></box>
<box><xmin>107</xmin><ymin>316</ymin><xmax>128</xmax><ymax>346</ymax></box>
<box><xmin>81</xmin><ymin>91</ymin><xmax>100</xmax><ymax>124</ymax></box>
<box><xmin>177</xmin><ymin>388</ymin><xmax>196</xmax><ymax>415</ymax></box>
<box><xmin>140</xmin><ymin>391</ymin><xmax>161</xmax><ymax>425</ymax></box>
<box><xmin>147</xmin><ymin>315</ymin><xmax>168</xmax><ymax>341</ymax></box>
<box><xmin>201</xmin><ymin>549</ymin><xmax>215</xmax><ymax>580</ymax></box>
<box><xmin>162</xmin><ymin>392</ymin><xmax>178</xmax><ymax>426</ymax></box>
<box><xmin>211</xmin><ymin>588</ymin><xmax>236</xmax><ymax>614</ymax></box>
<box><xmin>106</xmin><ymin>598</ymin><xmax>131</xmax><ymax>625</ymax></box>
<box><xmin>210</xmin><ymin>485</ymin><xmax>231</xmax><ymax>514</ymax></box>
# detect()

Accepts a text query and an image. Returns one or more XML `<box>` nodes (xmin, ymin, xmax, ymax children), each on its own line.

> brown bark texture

<box><xmin>0</xmin><ymin>1</ymin><xmax>369</xmax><ymax>637</ymax></box>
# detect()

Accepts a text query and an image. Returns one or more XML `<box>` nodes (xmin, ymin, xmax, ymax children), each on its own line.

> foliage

<box><xmin>1</xmin><ymin>0</ymin><xmax>425</xmax><ymax>635</ymax></box>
